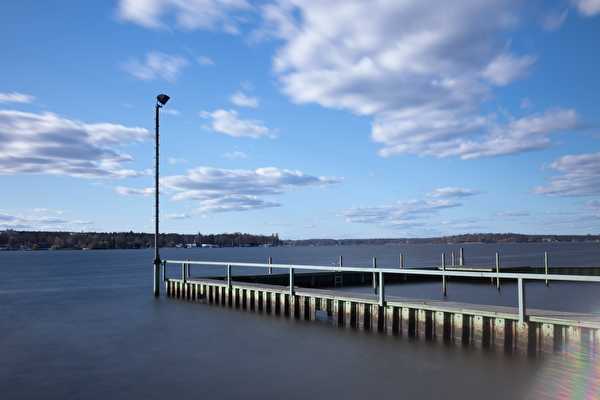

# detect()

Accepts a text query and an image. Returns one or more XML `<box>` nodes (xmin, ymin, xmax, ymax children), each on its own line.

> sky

<box><xmin>1</xmin><ymin>0</ymin><xmax>600</xmax><ymax>239</ymax></box>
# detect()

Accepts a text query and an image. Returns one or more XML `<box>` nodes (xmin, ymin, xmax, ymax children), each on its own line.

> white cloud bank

<box><xmin>0</xmin><ymin>109</ymin><xmax>149</xmax><ymax>178</ymax></box>
<box><xmin>117</xmin><ymin>166</ymin><xmax>340</xmax><ymax>213</ymax></box>
<box><xmin>261</xmin><ymin>1</ymin><xmax>580</xmax><ymax>159</ymax></box>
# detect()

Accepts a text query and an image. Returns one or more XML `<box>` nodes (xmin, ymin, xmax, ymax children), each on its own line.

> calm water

<box><xmin>1</xmin><ymin>243</ymin><xmax>600</xmax><ymax>399</ymax></box>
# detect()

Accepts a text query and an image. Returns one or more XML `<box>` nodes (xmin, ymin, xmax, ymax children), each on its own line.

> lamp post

<box><xmin>154</xmin><ymin>93</ymin><xmax>170</xmax><ymax>297</ymax></box>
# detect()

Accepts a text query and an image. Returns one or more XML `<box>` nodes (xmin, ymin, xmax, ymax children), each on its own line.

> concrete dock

<box><xmin>164</xmin><ymin>272</ymin><xmax>600</xmax><ymax>355</ymax></box>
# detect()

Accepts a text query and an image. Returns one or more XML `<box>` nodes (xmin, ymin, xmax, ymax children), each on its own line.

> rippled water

<box><xmin>1</xmin><ymin>243</ymin><xmax>599</xmax><ymax>399</ymax></box>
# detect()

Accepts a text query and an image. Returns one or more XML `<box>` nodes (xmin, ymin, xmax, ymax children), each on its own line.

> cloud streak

<box><xmin>117</xmin><ymin>0</ymin><xmax>252</xmax><ymax>33</ymax></box>
<box><xmin>230</xmin><ymin>91</ymin><xmax>259</xmax><ymax>108</ymax></box>
<box><xmin>535</xmin><ymin>152</ymin><xmax>600</xmax><ymax>196</ymax></box>
<box><xmin>201</xmin><ymin>109</ymin><xmax>274</xmax><ymax>138</ymax></box>
<box><xmin>123</xmin><ymin>51</ymin><xmax>189</xmax><ymax>82</ymax></box>
<box><xmin>117</xmin><ymin>166</ymin><xmax>340</xmax><ymax>213</ymax></box>
<box><xmin>0</xmin><ymin>92</ymin><xmax>35</xmax><ymax>104</ymax></box>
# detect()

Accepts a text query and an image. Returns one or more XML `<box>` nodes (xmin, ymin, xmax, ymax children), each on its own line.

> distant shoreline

<box><xmin>1</xmin><ymin>230</ymin><xmax>598</xmax><ymax>251</ymax></box>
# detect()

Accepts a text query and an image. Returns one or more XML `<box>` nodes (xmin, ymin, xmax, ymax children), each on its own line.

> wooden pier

<box><xmin>162</xmin><ymin>260</ymin><xmax>600</xmax><ymax>355</ymax></box>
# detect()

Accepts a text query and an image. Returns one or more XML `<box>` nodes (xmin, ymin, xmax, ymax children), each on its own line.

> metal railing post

<box><xmin>227</xmin><ymin>264</ymin><xmax>231</xmax><ymax>288</ymax></box>
<box><xmin>399</xmin><ymin>253</ymin><xmax>404</xmax><ymax>269</ymax></box>
<box><xmin>495</xmin><ymin>252</ymin><xmax>500</xmax><ymax>290</ymax></box>
<box><xmin>544</xmin><ymin>251</ymin><xmax>549</xmax><ymax>287</ymax></box>
<box><xmin>459</xmin><ymin>247</ymin><xmax>464</xmax><ymax>266</ymax></box>
<box><xmin>268</xmin><ymin>256</ymin><xmax>272</xmax><ymax>275</ymax></box>
<box><xmin>451</xmin><ymin>251</ymin><xmax>455</xmax><ymax>267</ymax></box>
<box><xmin>518</xmin><ymin>278</ymin><xmax>526</xmax><ymax>323</ymax></box>
<box><xmin>289</xmin><ymin>267</ymin><xmax>295</xmax><ymax>296</ymax></box>
<box><xmin>378</xmin><ymin>271</ymin><xmax>385</xmax><ymax>306</ymax></box>
<box><xmin>181</xmin><ymin>262</ymin><xmax>186</xmax><ymax>283</ymax></box>
<box><xmin>162</xmin><ymin>260</ymin><xmax>167</xmax><ymax>282</ymax></box>
<box><xmin>372</xmin><ymin>257</ymin><xmax>377</xmax><ymax>292</ymax></box>
<box><xmin>442</xmin><ymin>253</ymin><xmax>447</xmax><ymax>296</ymax></box>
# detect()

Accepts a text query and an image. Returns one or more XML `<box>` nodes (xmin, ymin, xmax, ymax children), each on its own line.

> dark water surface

<box><xmin>1</xmin><ymin>243</ymin><xmax>600</xmax><ymax>399</ymax></box>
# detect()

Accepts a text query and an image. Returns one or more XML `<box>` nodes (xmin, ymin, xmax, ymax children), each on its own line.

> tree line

<box><xmin>0</xmin><ymin>230</ymin><xmax>281</xmax><ymax>250</ymax></box>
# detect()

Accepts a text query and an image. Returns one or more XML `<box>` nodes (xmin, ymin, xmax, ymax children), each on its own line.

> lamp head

<box><xmin>156</xmin><ymin>94</ymin><xmax>170</xmax><ymax>106</ymax></box>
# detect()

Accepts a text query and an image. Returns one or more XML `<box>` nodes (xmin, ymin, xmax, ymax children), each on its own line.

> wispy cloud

<box><xmin>123</xmin><ymin>51</ymin><xmax>188</xmax><ymax>82</ymax></box>
<box><xmin>535</xmin><ymin>152</ymin><xmax>600</xmax><ymax>196</ymax></box>
<box><xmin>428</xmin><ymin>187</ymin><xmax>479</xmax><ymax>198</ymax></box>
<box><xmin>482</xmin><ymin>53</ymin><xmax>536</xmax><ymax>86</ymax></box>
<box><xmin>0</xmin><ymin>209</ymin><xmax>92</xmax><ymax>231</ymax></box>
<box><xmin>343</xmin><ymin>199</ymin><xmax>460</xmax><ymax>228</ymax></box>
<box><xmin>0</xmin><ymin>109</ymin><xmax>149</xmax><ymax>178</ymax></box>
<box><xmin>115</xmin><ymin>186</ymin><xmax>154</xmax><ymax>196</ymax></box>
<box><xmin>162</xmin><ymin>108</ymin><xmax>180</xmax><ymax>116</ymax></box>
<box><xmin>230</xmin><ymin>91</ymin><xmax>259</xmax><ymax>108</ymax></box>
<box><xmin>197</xmin><ymin>55</ymin><xmax>215</xmax><ymax>65</ymax></box>
<box><xmin>541</xmin><ymin>9</ymin><xmax>569</xmax><ymax>31</ymax></box>
<box><xmin>117</xmin><ymin>0</ymin><xmax>252</xmax><ymax>33</ymax></box>
<box><xmin>200</xmin><ymin>109</ymin><xmax>274</xmax><ymax>138</ymax></box>
<box><xmin>118</xmin><ymin>166</ymin><xmax>340</xmax><ymax>213</ymax></box>
<box><xmin>165</xmin><ymin>213</ymin><xmax>190</xmax><ymax>220</ymax></box>
<box><xmin>0</xmin><ymin>92</ymin><xmax>35</xmax><ymax>104</ymax></box>
<box><xmin>496</xmin><ymin>211</ymin><xmax>531</xmax><ymax>218</ymax></box>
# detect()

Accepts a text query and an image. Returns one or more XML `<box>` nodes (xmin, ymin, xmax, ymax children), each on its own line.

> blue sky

<box><xmin>1</xmin><ymin>0</ymin><xmax>599</xmax><ymax>239</ymax></box>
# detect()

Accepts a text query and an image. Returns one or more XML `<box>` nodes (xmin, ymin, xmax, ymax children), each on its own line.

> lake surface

<box><xmin>1</xmin><ymin>243</ymin><xmax>600</xmax><ymax>399</ymax></box>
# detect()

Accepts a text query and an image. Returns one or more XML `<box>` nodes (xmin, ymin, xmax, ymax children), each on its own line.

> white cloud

<box><xmin>428</xmin><ymin>187</ymin><xmax>479</xmax><ymax>198</ymax></box>
<box><xmin>162</xmin><ymin>108</ymin><xmax>180</xmax><ymax>116</ymax></box>
<box><xmin>115</xmin><ymin>186</ymin><xmax>154</xmax><ymax>196</ymax></box>
<box><xmin>343</xmin><ymin>199</ymin><xmax>460</xmax><ymax>228</ymax></box>
<box><xmin>0</xmin><ymin>209</ymin><xmax>92</xmax><ymax>231</ymax></box>
<box><xmin>375</xmin><ymin>108</ymin><xmax>578</xmax><ymax>159</ymax></box>
<box><xmin>573</xmin><ymin>0</ymin><xmax>600</xmax><ymax>16</ymax></box>
<box><xmin>535</xmin><ymin>152</ymin><xmax>600</xmax><ymax>196</ymax></box>
<box><xmin>200</xmin><ymin>109</ymin><xmax>274</xmax><ymax>138</ymax></box>
<box><xmin>261</xmin><ymin>1</ymin><xmax>570</xmax><ymax>160</ymax></box>
<box><xmin>0</xmin><ymin>92</ymin><xmax>35</xmax><ymax>104</ymax></box>
<box><xmin>223</xmin><ymin>150</ymin><xmax>248</xmax><ymax>159</ymax></box>
<box><xmin>496</xmin><ymin>211</ymin><xmax>531</xmax><ymax>218</ymax></box>
<box><xmin>165</xmin><ymin>213</ymin><xmax>190</xmax><ymax>220</ymax></box>
<box><xmin>117</xmin><ymin>0</ymin><xmax>252</xmax><ymax>33</ymax></box>
<box><xmin>197</xmin><ymin>56</ymin><xmax>215</xmax><ymax>65</ymax></box>
<box><xmin>0</xmin><ymin>109</ymin><xmax>149</xmax><ymax>178</ymax></box>
<box><xmin>123</xmin><ymin>51</ymin><xmax>188</xmax><ymax>82</ymax></box>
<box><xmin>230</xmin><ymin>91</ymin><xmax>259</xmax><ymax>108</ymax></box>
<box><xmin>115</xmin><ymin>166</ymin><xmax>340</xmax><ymax>213</ymax></box>
<box><xmin>482</xmin><ymin>53</ymin><xmax>536</xmax><ymax>86</ymax></box>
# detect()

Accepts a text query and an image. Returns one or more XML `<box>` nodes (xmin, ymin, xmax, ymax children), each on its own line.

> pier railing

<box><xmin>162</xmin><ymin>259</ymin><xmax>600</xmax><ymax>323</ymax></box>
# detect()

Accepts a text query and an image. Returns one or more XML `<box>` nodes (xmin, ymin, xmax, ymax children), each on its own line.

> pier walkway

<box><xmin>161</xmin><ymin>259</ymin><xmax>600</xmax><ymax>355</ymax></box>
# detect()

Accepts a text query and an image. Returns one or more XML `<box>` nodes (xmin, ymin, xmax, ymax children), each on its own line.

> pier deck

<box><xmin>165</xmin><ymin>274</ymin><xmax>600</xmax><ymax>355</ymax></box>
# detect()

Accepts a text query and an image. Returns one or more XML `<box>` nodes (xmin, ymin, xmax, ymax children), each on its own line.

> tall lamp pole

<box><xmin>154</xmin><ymin>93</ymin><xmax>170</xmax><ymax>297</ymax></box>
